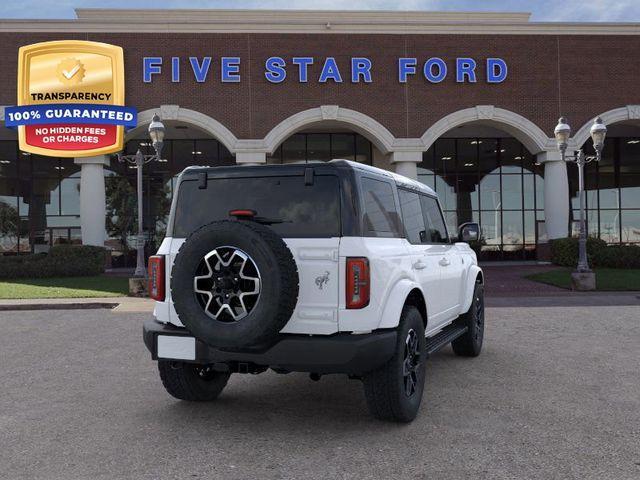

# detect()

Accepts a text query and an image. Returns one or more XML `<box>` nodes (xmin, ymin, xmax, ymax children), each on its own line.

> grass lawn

<box><xmin>0</xmin><ymin>276</ymin><xmax>130</xmax><ymax>299</ymax></box>
<box><xmin>526</xmin><ymin>268</ymin><xmax>640</xmax><ymax>291</ymax></box>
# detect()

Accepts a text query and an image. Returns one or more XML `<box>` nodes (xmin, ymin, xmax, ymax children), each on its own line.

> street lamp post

<box><xmin>553</xmin><ymin>116</ymin><xmax>607</xmax><ymax>288</ymax></box>
<box><xmin>117</xmin><ymin>114</ymin><xmax>166</xmax><ymax>278</ymax></box>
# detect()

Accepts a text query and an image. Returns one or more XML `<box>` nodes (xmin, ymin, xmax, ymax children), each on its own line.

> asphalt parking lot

<box><xmin>1</xmin><ymin>304</ymin><xmax>639</xmax><ymax>480</ymax></box>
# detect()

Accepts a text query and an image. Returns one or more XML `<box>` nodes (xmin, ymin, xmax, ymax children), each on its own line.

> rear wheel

<box><xmin>362</xmin><ymin>305</ymin><xmax>427</xmax><ymax>422</ymax></box>
<box><xmin>452</xmin><ymin>282</ymin><xmax>485</xmax><ymax>357</ymax></box>
<box><xmin>158</xmin><ymin>360</ymin><xmax>230</xmax><ymax>401</ymax></box>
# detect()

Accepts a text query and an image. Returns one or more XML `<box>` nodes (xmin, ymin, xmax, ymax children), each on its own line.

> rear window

<box><xmin>361</xmin><ymin>177</ymin><xmax>402</xmax><ymax>237</ymax></box>
<box><xmin>172</xmin><ymin>174</ymin><xmax>341</xmax><ymax>238</ymax></box>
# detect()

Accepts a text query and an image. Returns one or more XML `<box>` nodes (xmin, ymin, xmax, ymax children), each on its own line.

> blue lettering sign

<box><xmin>265</xmin><ymin>56</ymin><xmax>287</xmax><ymax>83</ymax></box>
<box><xmin>292</xmin><ymin>57</ymin><xmax>314</xmax><ymax>82</ymax></box>
<box><xmin>398</xmin><ymin>58</ymin><xmax>417</xmax><ymax>83</ymax></box>
<box><xmin>424</xmin><ymin>58</ymin><xmax>447</xmax><ymax>83</ymax></box>
<box><xmin>141</xmin><ymin>55</ymin><xmax>508</xmax><ymax>85</ymax></box>
<box><xmin>189</xmin><ymin>57</ymin><xmax>211</xmax><ymax>83</ymax></box>
<box><xmin>143</xmin><ymin>57</ymin><xmax>162</xmax><ymax>83</ymax></box>
<box><xmin>351</xmin><ymin>57</ymin><xmax>372</xmax><ymax>83</ymax></box>
<box><xmin>221</xmin><ymin>57</ymin><xmax>241</xmax><ymax>83</ymax></box>
<box><xmin>319</xmin><ymin>57</ymin><xmax>342</xmax><ymax>83</ymax></box>
<box><xmin>171</xmin><ymin>57</ymin><xmax>180</xmax><ymax>83</ymax></box>
<box><xmin>487</xmin><ymin>58</ymin><xmax>508</xmax><ymax>83</ymax></box>
<box><xmin>456</xmin><ymin>58</ymin><xmax>477</xmax><ymax>83</ymax></box>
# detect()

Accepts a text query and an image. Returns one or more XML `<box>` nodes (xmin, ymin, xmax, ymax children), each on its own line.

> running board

<box><xmin>425</xmin><ymin>324</ymin><xmax>468</xmax><ymax>356</ymax></box>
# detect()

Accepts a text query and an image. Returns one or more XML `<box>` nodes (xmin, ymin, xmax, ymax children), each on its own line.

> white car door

<box><xmin>397</xmin><ymin>189</ymin><xmax>446</xmax><ymax>326</ymax></box>
<box><xmin>419</xmin><ymin>194</ymin><xmax>464</xmax><ymax>326</ymax></box>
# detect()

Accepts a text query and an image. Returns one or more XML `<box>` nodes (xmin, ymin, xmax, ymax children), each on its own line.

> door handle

<box><xmin>412</xmin><ymin>260</ymin><xmax>427</xmax><ymax>270</ymax></box>
<box><xmin>439</xmin><ymin>257</ymin><xmax>450</xmax><ymax>267</ymax></box>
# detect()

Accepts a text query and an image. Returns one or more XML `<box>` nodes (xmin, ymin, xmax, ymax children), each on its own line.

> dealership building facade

<box><xmin>0</xmin><ymin>9</ymin><xmax>639</xmax><ymax>263</ymax></box>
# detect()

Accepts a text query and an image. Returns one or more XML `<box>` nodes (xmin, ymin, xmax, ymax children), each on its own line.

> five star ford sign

<box><xmin>5</xmin><ymin>40</ymin><xmax>137</xmax><ymax>158</ymax></box>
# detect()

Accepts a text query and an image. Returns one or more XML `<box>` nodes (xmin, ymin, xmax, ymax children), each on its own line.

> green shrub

<box><xmin>550</xmin><ymin>237</ymin><xmax>640</xmax><ymax>268</ymax></box>
<box><xmin>0</xmin><ymin>245</ymin><xmax>107</xmax><ymax>279</ymax></box>
<box><xmin>593</xmin><ymin>244</ymin><xmax>640</xmax><ymax>268</ymax></box>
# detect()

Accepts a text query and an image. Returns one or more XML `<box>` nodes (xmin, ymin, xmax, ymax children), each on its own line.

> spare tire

<box><xmin>171</xmin><ymin>220</ymin><xmax>299</xmax><ymax>349</ymax></box>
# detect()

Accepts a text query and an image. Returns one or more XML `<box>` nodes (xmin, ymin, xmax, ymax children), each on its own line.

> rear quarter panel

<box><xmin>338</xmin><ymin>236</ymin><xmax>416</xmax><ymax>332</ymax></box>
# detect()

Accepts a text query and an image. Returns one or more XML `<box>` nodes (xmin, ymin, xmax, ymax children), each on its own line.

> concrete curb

<box><xmin>0</xmin><ymin>302</ymin><xmax>119</xmax><ymax>311</ymax></box>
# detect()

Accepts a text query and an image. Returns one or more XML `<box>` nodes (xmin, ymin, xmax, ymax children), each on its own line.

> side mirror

<box><xmin>458</xmin><ymin>222</ymin><xmax>480</xmax><ymax>243</ymax></box>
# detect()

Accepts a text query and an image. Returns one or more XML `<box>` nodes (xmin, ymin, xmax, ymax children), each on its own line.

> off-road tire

<box><xmin>158</xmin><ymin>360</ymin><xmax>230</xmax><ymax>401</ymax></box>
<box><xmin>362</xmin><ymin>305</ymin><xmax>427</xmax><ymax>423</ymax></box>
<box><xmin>171</xmin><ymin>220</ymin><xmax>299</xmax><ymax>349</ymax></box>
<box><xmin>451</xmin><ymin>281</ymin><xmax>485</xmax><ymax>357</ymax></box>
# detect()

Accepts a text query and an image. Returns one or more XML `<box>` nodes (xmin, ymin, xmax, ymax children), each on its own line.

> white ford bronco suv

<box><xmin>143</xmin><ymin>160</ymin><xmax>484</xmax><ymax>422</ymax></box>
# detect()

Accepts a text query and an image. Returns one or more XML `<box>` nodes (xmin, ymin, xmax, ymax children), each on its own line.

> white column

<box><xmin>390</xmin><ymin>151</ymin><xmax>422</xmax><ymax>180</ymax></box>
<box><xmin>538</xmin><ymin>151</ymin><xmax>569</xmax><ymax>239</ymax></box>
<box><xmin>236</xmin><ymin>151</ymin><xmax>266</xmax><ymax>165</ymax></box>
<box><xmin>74</xmin><ymin>155</ymin><xmax>109</xmax><ymax>246</ymax></box>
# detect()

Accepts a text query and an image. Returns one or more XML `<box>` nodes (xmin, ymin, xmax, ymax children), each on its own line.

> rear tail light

<box><xmin>148</xmin><ymin>255</ymin><xmax>165</xmax><ymax>301</ymax></box>
<box><xmin>346</xmin><ymin>257</ymin><xmax>370</xmax><ymax>309</ymax></box>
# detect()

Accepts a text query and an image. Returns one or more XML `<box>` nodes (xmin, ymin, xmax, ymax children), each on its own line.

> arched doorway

<box><xmin>262</xmin><ymin>106</ymin><xmax>395</xmax><ymax>169</ymax></box>
<box><xmin>265</xmin><ymin>126</ymin><xmax>380</xmax><ymax>167</ymax></box>
<box><xmin>419</xmin><ymin>123</ymin><xmax>545</xmax><ymax>260</ymax></box>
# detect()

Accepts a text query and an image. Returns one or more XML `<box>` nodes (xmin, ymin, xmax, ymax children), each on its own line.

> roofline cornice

<box><xmin>0</xmin><ymin>9</ymin><xmax>638</xmax><ymax>35</ymax></box>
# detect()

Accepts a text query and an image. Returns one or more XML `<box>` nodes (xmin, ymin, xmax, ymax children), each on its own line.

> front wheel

<box><xmin>451</xmin><ymin>282</ymin><xmax>485</xmax><ymax>357</ymax></box>
<box><xmin>158</xmin><ymin>361</ymin><xmax>230</xmax><ymax>401</ymax></box>
<box><xmin>362</xmin><ymin>305</ymin><xmax>427</xmax><ymax>423</ymax></box>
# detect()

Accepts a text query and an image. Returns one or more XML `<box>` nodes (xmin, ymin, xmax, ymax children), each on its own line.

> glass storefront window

<box><xmin>621</xmin><ymin>174</ymin><xmax>640</xmax><ymax>209</ymax></box>
<box><xmin>501</xmin><ymin>174</ymin><xmax>523</xmax><ymax>210</ymax></box>
<box><xmin>60</xmin><ymin>177</ymin><xmax>80</xmax><ymax>216</ymax></box>
<box><xmin>269</xmin><ymin>133</ymin><xmax>372</xmax><ymax>165</ymax></box>
<box><xmin>307</xmin><ymin>134</ymin><xmax>331</xmax><ymax>162</ymax></box>
<box><xmin>621</xmin><ymin>210</ymin><xmax>640</xmax><ymax>243</ymax></box>
<box><xmin>478</xmin><ymin>139</ymin><xmax>499</xmax><ymax>173</ymax></box>
<box><xmin>502</xmin><ymin>210</ymin><xmax>524</xmax><ymax>248</ymax></box>
<box><xmin>479</xmin><ymin>175</ymin><xmax>501</xmax><ymax>211</ymax></box>
<box><xmin>456</xmin><ymin>138</ymin><xmax>477</xmax><ymax>173</ymax></box>
<box><xmin>332</xmin><ymin>134</ymin><xmax>355</xmax><ymax>161</ymax></box>
<box><xmin>282</xmin><ymin>134</ymin><xmax>306</xmax><ymax>163</ymax></box>
<box><xmin>500</xmin><ymin>138</ymin><xmax>523</xmax><ymax>174</ymax></box>
<box><xmin>420</xmin><ymin>136</ymin><xmax>544</xmax><ymax>259</ymax></box>
<box><xmin>435</xmin><ymin>175</ymin><xmax>457</xmax><ymax>212</ymax></box>
<box><xmin>480</xmin><ymin>210</ymin><xmax>502</xmax><ymax>246</ymax></box>
<box><xmin>0</xmin><ymin>141</ymin><xmax>18</xmax><ymax>178</ymax></box>
<box><xmin>599</xmin><ymin>209</ymin><xmax>620</xmax><ymax>243</ymax></box>
<box><xmin>355</xmin><ymin>134</ymin><xmax>372</xmax><ymax>164</ymax></box>
<box><xmin>434</xmin><ymin>139</ymin><xmax>455</xmax><ymax>176</ymax></box>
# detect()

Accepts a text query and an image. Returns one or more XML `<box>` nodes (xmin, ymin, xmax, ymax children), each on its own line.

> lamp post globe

<box><xmin>590</xmin><ymin>116</ymin><xmax>607</xmax><ymax>155</ymax></box>
<box><xmin>148</xmin><ymin>113</ymin><xmax>165</xmax><ymax>158</ymax></box>
<box><xmin>554</xmin><ymin>117</ymin><xmax>571</xmax><ymax>155</ymax></box>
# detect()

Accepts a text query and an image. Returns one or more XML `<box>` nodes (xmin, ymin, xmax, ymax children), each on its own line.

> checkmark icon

<box><xmin>62</xmin><ymin>64</ymin><xmax>80</xmax><ymax>79</ymax></box>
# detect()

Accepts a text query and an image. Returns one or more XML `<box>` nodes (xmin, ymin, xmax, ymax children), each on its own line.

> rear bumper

<box><xmin>143</xmin><ymin>319</ymin><xmax>396</xmax><ymax>375</ymax></box>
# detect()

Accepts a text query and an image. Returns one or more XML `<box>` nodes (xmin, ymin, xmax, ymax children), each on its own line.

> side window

<box><xmin>361</xmin><ymin>177</ymin><xmax>402</xmax><ymax>237</ymax></box>
<box><xmin>420</xmin><ymin>195</ymin><xmax>449</xmax><ymax>243</ymax></box>
<box><xmin>398</xmin><ymin>189</ymin><xmax>427</xmax><ymax>244</ymax></box>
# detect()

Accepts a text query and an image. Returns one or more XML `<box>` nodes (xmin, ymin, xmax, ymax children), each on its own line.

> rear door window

<box><xmin>173</xmin><ymin>174</ymin><xmax>340</xmax><ymax>238</ymax></box>
<box><xmin>419</xmin><ymin>195</ymin><xmax>449</xmax><ymax>243</ymax></box>
<box><xmin>361</xmin><ymin>177</ymin><xmax>402</xmax><ymax>237</ymax></box>
<box><xmin>398</xmin><ymin>189</ymin><xmax>427</xmax><ymax>244</ymax></box>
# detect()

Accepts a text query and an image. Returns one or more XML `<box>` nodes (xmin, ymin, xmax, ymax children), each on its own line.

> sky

<box><xmin>0</xmin><ymin>0</ymin><xmax>639</xmax><ymax>22</ymax></box>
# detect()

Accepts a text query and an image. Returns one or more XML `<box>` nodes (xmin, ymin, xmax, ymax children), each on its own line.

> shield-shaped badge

<box><xmin>14</xmin><ymin>40</ymin><xmax>127</xmax><ymax>157</ymax></box>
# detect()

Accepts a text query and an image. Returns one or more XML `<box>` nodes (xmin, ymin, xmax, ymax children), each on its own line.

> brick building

<box><xmin>0</xmin><ymin>9</ymin><xmax>639</xmax><ymax>262</ymax></box>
